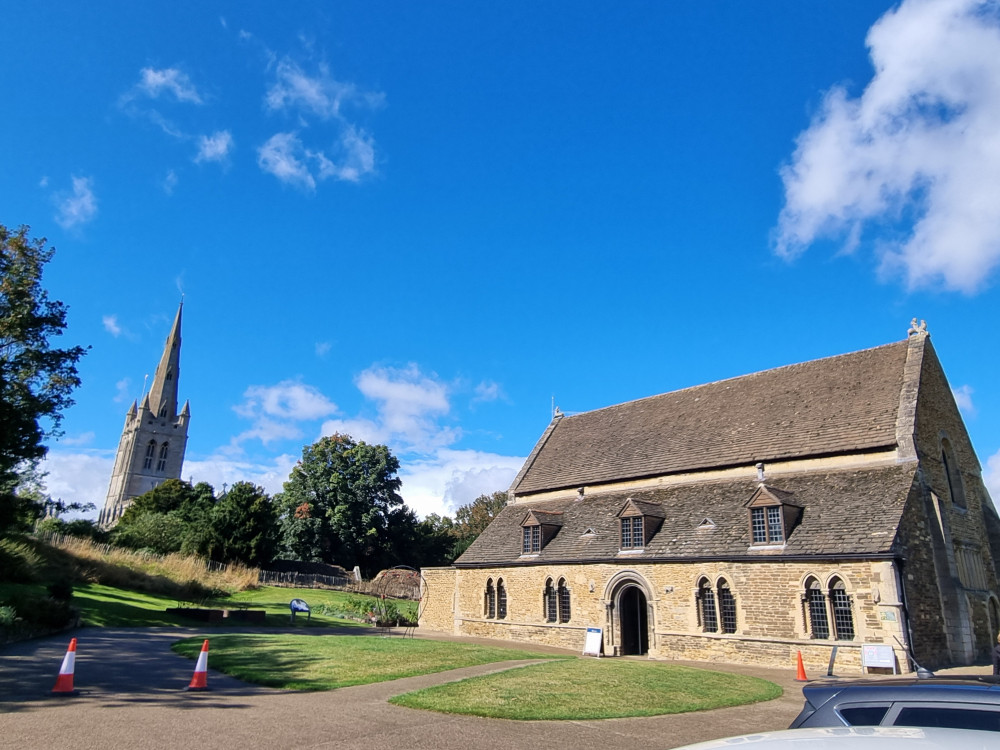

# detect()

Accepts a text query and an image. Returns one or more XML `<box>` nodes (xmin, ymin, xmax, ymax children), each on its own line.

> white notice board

<box><xmin>583</xmin><ymin>627</ymin><xmax>603</xmax><ymax>657</ymax></box>
<box><xmin>862</xmin><ymin>644</ymin><xmax>896</xmax><ymax>672</ymax></box>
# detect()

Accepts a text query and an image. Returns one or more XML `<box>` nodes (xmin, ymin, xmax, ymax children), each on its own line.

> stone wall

<box><xmin>421</xmin><ymin>559</ymin><xmax>911</xmax><ymax>674</ymax></box>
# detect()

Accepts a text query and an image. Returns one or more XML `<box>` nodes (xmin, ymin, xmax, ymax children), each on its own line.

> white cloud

<box><xmin>985</xmin><ymin>449</ymin><xmax>1000</xmax><ymax>511</ymax></box>
<box><xmin>315</xmin><ymin>341</ymin><xmax>331</xmax><ymax>357</ymax></box>
<box><xmin>102</xmin><ymin>314</ymin><xmax>122</xmax><ymax>337</ymax></box>
<box><xmin>195</xmin><ymin>130</ymin><xmax>233</xmax><ymax>163</ymax></box>
<box><xmin>952</xmin><ymin>385</ymin><xmax>976</xmax><ymax>415</ymax></box>
<box><xmin>238</xmin><ymin>380</ymin><xmax>338</xmax><ymax>421</ymax></box>
<box><xmin>257</xmin><ymin>129</ymin><xmax>376</xmax><ymax>188</ymax></box>
<box><xmin>184</xmin><ymin>453</ymin><xmax>297</xmax><ymax>497</ymax></box>
<box><xmin>54</xmin><ymin>176</ymin><xmax>98</xmax><ymax>229</ymax></box>
<box><xmin>163</xmin><ymin>169</ymin><xmax>178</xmax><ymax>194</ymax></box>
<box><xmin>257</xmin><ymin>132</ymin><xmax>316</xmax><ymax>190</ymax></box>
<box><xmin>136</xmin><ymin>67</ymin><xmax>202</xmax><ymax>104</ymax></box>
<box><xmin>775</xmin><ymin>0</ymin><xmax>1000</xmax><ymax>293</ymax></box>
<box><xmin>334</xmin><ymin>364</ymin><xmax>459</xmax><ymax>453</ymax></box>
<box><xmin>398</xmin><ymin>449</ymin><xmax>524</xmax><ymax>518</ymax></box>
<box><xmin>234</xmin><ymin>380</ymin><xmax>337</xmax><ymax>447</ymax></box>
<box><xmin>114</xmin><ymin>377</ymin><xmax>132</xmax><ymax>404</ymax></box>
<box><xmin>59</xmin><ymin>432</ymin><xmax>95</xmax><ymax>447</ymax></box>
<box><xmin>473</xmin><ymin>380</ymin><xmax>502</xmax><ymax>403</ymax></box>
<box><xmin>265</xmin><ymin>59</ymin><xmax>382</xmax><ymax>120</ymax></box>
<box><xmin>39</xmin><ymin>451</ymin><xmax>115</xmax><ymax>515</ymax></box>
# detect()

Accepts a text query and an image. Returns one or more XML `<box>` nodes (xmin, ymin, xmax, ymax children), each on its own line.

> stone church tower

<box><xmin>99</xmin><ymin>304</ymin><xmax>190</xmax><ymax>527</ymax></box>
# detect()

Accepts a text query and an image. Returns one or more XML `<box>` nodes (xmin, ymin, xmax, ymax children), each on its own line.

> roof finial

<box><xmin>907</xmin><ymin>318</ymin><xmax>927</xmax><ymax>337</ymax></box>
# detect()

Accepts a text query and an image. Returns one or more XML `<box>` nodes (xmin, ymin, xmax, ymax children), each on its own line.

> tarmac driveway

<box><xmin>1</xmin><ymin>627</ymin><xmax>806</xmax><ymax>750</ymax></box>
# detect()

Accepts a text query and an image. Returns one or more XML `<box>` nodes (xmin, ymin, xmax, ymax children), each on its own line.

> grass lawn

<box><xmin>73</xmin><ymin>584</ymin><xmax>372</xmax><ymax>628</ymax></box>
<box><xmin>171</xmin><ymin>634</ymin><xmax>568</xmax><ymax>690</ymax></box>
<box><xmin>389</xmin><ymin>659</ymin><xmax>783</xmax><ymax>720</ymax></box>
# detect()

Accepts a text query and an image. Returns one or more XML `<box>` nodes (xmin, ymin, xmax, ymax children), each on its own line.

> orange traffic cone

<box><xmin>795</xmin><ymin>650</ymin><xmax>808</xmax><ymax>681</ymax></box>
<box><xmin>186</xmin><ymin>639</ymin><xmax>210</xmax><ymax>691</ymax></box>
<box><xmin>51</xmin><ymin>638</ymin><xmax>79</xmax><ymax>696</ymax></box>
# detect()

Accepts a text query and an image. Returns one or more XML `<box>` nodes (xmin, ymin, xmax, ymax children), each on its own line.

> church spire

<box><xmin>146</xmin><ymin>302</ymin><xmax>182</xmax><ymax>419</ymax></box>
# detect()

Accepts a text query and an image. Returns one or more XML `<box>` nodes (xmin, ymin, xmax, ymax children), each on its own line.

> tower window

<box><xmin>156</xmin><ymin>442</ymin><xmax>169</xmax><ymax>472</ymax></box>
<box><xmin>143</xmin><ymin>440</ymin><xmax>156</xmax><ymax>470</ymax></box>
<box><xmin>159</xmin><ymin>405</ymin><xmax>168</xmax><ymax>418</ymax></box>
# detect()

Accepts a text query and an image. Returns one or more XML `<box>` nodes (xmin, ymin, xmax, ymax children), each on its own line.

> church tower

<box><xmin>99</xmin><ymin>304</ymin><xmax>190</xmax><ymax>527</ymax></box>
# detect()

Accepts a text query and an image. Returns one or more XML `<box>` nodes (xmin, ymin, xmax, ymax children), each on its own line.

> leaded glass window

<box><xmin>830</xmin><ymin>579</ymin><xmax>854</xmax><ymax>641</ymax></box>
<box><xmin>143</xmin><ymin>440</ymin><xmax>156</xmax><ymax>469</ymax></box>
<box><xmin>485</xmin><ymin>579</ymin><xmax>496</xmax><ymax>619</ymax></box>
<box><xmin>751</xmin><ymin>506</ymin><xmax>784</xmax><ymax>543</ymax></box>
<box><xmin>544</xmin><ymin>578</ymin><xmax>557</xmax><ymax>622</ymax></box>
<box><xmin>718</xmin><ymin>580</ymin><xmax>737</xmax><ymax>634</ymax></box>
<box><xmin>558</xmin><ymin>578</ymin><xmax>570</xmax><ymax>623</ymax></box>
<box><xmin>699</xmin><ymin>579</ymin><xmax>717</xmax><ymax>632</ymax></box>
<box><xmin>621</xmin><ymin>516</ymin><xmax>643</xmax><ymax>549</ymax></box>
<box><xmin>497</xmin><ymin>579</ymin><xmax>507</xmax><ymax>619</ymax></box>
<box><xmin>807</xmin><ymin>579</ymin><xmax>829</xmax><ymax>639</ymax></box>
<box><xmin>156</xmin><ymin>442</ymin><xmax>169</xmax><ymax>472</ymax></box>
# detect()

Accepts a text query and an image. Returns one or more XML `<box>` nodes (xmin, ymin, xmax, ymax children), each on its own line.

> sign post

<box><xmin>861</xmin><ymin>644</ymin><xmax>897</xmax><ymax>674</ymax></box>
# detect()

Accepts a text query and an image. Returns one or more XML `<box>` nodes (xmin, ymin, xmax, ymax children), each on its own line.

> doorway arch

<box><xmin>618</xmin><ymin>585</ymin><xmax>649</xmax><ymax>656</ymax></box>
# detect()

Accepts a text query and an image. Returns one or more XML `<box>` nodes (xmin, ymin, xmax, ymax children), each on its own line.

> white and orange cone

<box><xmin>186</xmin><ymin>639</ymin><xmax>210</xmax><ymax>691</ymax></box>
<box><xmin>51</xmin><ymin>638</ymin><xmax>79</xmax><ymax>696</ymax></box>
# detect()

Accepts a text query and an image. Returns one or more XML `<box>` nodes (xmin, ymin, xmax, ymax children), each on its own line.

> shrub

<box><xmin>0</xmin><ymin>538</ymin><xmax>43</xmax><ymax>583</ymax></box>
<box><xmin>0</xmin><ymin>605</ymin><xmax>16</xmax><ymax>626</ymax></box>
<box><xmin>47</xmin><ymin>580</ymin><xmax>74</xmax><ymax>601</ymax></box>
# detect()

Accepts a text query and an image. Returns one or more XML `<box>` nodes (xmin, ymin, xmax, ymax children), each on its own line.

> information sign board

<box><xmin>583</xmin><ymin>627</ymin><xmax>603</xmax><ymax>657</ymax></box>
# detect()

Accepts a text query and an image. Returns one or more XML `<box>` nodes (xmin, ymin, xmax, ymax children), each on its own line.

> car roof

<box><xmin>802</xmin><ymin>677</ymin><xmax>1000</xmax><ymax>707</ymax></box>
<box><xmin>674</xmin><ymin>726</ymin><xmax>998</xmax><ymax>750</ymax></box>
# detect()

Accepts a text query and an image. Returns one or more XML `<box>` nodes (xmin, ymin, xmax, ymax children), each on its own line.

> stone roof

<box><xmin>513</xmin><ymin>340</ymin><xmax>911</xmax><ymax>495</ymax></box>
<box><xmin>457</xmin><ymin>464</ymin><xmax>917</xmax><ymax>566</ymax></box>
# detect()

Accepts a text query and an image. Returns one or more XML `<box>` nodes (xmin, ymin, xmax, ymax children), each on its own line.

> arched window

<box><xmin>942</xmin><ymin>439</ymin><xmax>966</xmax><ymax>508</ymax></box>
<box><xmin>159</xmin><ymin>404</ymin><xmax>168</xmax><ymax>418</ymax></box>
<box><xmin>165</xmin><ymin>371</ymin><xmax>173</xmax><ymax>381</ymax></box>
<box><xmin>829</xmin><ymin>578</ymin><xmax>855</xmax><ymax>641</ymax></box>
<box><xmin>698</xmin><ymin>578</ymin><xmax>717</xmax><ymax>632</ymax></box>
<box><xmin>718</xmin><ymin>579</ymin><xmax>737</xmax><ymax>634</ymax></box>
<box><xmin>497</xmin><ymin>578</ymin><xmax>507</xmax><ymax>619</ymax></box>
<box><xmin>557</xmin><ymin>578</ymin><xmax>571</xmax><ymax>623</ymax></box>
<box><xmin>156</xmin><ymin>442</ymin><xmax>169</xmax><ymax>472</ymax></box>
<box><xmin>143</xmin><ymin>440</ymin><xmax>156</xmax><ymax>469</ymax></box>
<box><xmin>806</xmin><ymin>577</ymin><xmax>829</xmax><ymax>639</ymax></box>
<box><xmin>484</xmin><ymin>578</ymin><xmax>496</xmax><ymax>619</ymax></box>
<box><xmin>544</xmin><ymin>578</ymin><xmax>557</xmax><ymax>623</ymax></box>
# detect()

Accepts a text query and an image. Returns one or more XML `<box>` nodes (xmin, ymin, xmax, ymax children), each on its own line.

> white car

<box><xmin>671</xmin><ymin>726</ymin><xmax>997</xmax><ymax>750</ymax></box>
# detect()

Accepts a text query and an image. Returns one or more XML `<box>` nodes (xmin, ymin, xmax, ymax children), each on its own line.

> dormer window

<box><xmin>522</xmin><ymin>525</ymin><xmax>541</xmax><ymax>554</ymax></box>
<box><xmin>520</xmin><ymin>510</ymin><xmax>563</xmax><ymax>555</ymax></box>
<box><xmin>616</xmin><ymin>498</ymin><xmax>665</xmax><ymax>552</ymax></box>
<box><xmin>745</xmin><ymin>485</ymin><xmax>802</xmax><ymax>546</ymax></box>
<box><xmin>751</xmin><ymin>506</ymin><xmax>784</xmax><ymax>544</ymax></box>
<box><xmin>621</xmin><ymin>516</ymin><xmax>644</xmax><ymax>549</ymax></box>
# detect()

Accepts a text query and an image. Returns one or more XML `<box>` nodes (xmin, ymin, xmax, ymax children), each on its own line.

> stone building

<box><xmin>420</xmin><ymin>324</ymin><xmax>1000</xmax><ymax>674</ymax></box>
<box><xmin>99</xmin><ymin>304</ymin><xmax>190</xmax><ymax>527</ymax></box>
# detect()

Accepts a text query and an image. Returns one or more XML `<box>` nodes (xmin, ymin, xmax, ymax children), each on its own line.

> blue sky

<box><xmin>4</xmin><ymin>0</ymin><xmax>999</xmax><ymax>518</ymax></box>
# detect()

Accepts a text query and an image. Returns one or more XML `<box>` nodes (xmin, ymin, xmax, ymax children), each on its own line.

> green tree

<box><xmin>277</xmin><ymin>434</ymin><xmax>408</xmax><ymax>575</ymax></box>
<box><xmin>0</xmin><ymin>224</ymin><xmax>87</xmax><ymax>535</ymax></box>
<box><xmin>207</xmin><ymin>481</ymin><xmax>277</xmax><ymax>567</ymax></box>
<box><xmin>452</xmin><ymin>490</ymin><xmax>508</xmax><ymax>557</ymax></box>
<box><xmin>113</xmin><ymin>479</ymin><xmax>216</xmax><ymax>555</ymax></box>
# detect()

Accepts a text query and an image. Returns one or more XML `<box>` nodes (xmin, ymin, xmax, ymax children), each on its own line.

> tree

<box><xmin>0</xmin><ymin>225</ymin><xmax>87</xmax><ymax>535</ymax></box>
<box><xmin>113</xmin><ymin>479</ymin><xmax>216</xmax><ymax>555</ymax></box>
<box><xmin>277</xmin><ymin>434</ymin><xmax>409</xmax><ymax>575</ymax></box>
<box><xmin>452</xmin><ymin>490</ymin><xmax>509</xmax><ymax>557</ymax></box>
<box><xmin>207</xmin><ymin>481</ymin><xmax>277</xmax><ymax>567</ymax></box>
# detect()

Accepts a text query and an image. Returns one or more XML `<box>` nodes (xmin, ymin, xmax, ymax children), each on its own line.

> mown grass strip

<box><xmin>171</xmin><ymin>634</ymin><xmax>568</xmax><ymax>690</ymax></box>
<box><xmin>389</xmin><ymin>659</ymin><xmax>782</xmax><ymax>720</ymax></box>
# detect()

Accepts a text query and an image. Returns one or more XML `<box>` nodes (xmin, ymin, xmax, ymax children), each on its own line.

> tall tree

<box><xmin>0</xmin><ymin>225</ymin><xmax>87</xmax><ymax>535</ymax></box>
<box><xmin>452</xmin><ymin>490</ymin><xmax>509</xmax><ymax>557</ymax></box>
<box><xmin>277</xmin><ymin>434</ymin><xmax>408</xmax><ymax>575</ymax></box>
<box><xmin>208</xmin><ymin>481</ymin><xmax>277</xmax><ymax>567</ymax></box>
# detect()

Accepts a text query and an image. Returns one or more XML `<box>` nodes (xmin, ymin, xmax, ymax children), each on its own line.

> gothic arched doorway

<box><xmin>619</xmin><ymin>585</ymin><xmax>649</xmax><ymax>656</ymax></box>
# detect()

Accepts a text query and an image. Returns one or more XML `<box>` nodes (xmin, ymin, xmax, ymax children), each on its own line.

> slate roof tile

<box><xmin>458</xmin><ymin>464</ymin><xmax>917</xmax><ymax>566</ymax></box>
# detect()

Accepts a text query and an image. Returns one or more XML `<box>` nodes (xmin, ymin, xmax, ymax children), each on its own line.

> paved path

<box><xmin>1</xmin><ymin>627</ymin><xmax>813</xmax><ymax>750</ymax></box>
